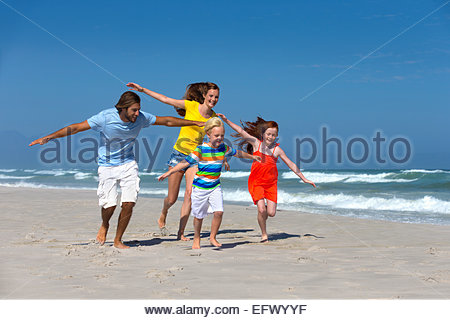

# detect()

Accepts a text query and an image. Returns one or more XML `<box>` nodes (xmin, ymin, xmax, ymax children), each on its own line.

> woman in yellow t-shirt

<box><xmin>127</xmin><ymin>81</ymin><xmax>223</xmax><ymax>241</ymax></box>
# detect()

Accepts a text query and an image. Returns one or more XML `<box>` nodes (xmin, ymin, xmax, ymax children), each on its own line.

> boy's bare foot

<box><xmin>96</xmin><ymin>225</ymin><xmax>108</xmax><ymax>245</ymax></box>
<box><xmin>210</xmin><ymin>238</ymin><xmax>222</xmax><ymax>247</ymax></box>
<box><xmin>192</xmin><ymin>238</ymin><xmax>201</xmax><ymax>249</ymax></box>
<box><xmin>114</xmin><ymin>241</ymin><xmax>130</xmax><ymax>249</ymax></box>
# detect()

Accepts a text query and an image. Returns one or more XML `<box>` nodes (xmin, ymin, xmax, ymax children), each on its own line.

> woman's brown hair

<box><xmin>174</xmin><ymin>82</ymin><xmax>220</xmax><ymax>116</ymax></box>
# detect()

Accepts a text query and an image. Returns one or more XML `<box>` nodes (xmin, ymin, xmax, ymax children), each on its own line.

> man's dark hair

<box><xmin>115</xmin><ymin>91</ymin><xmax>140</xmax><ymax>113</ymax></box>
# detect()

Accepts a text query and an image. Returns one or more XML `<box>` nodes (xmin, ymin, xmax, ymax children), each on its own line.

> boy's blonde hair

<box><xmin>204</xmin><ymin>117</ymin><xmax>224</xmax><ymax>134</ymax></box>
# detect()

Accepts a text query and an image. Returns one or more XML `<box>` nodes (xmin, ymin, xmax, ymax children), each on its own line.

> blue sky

<box><xmin>1</xmin><ymin>0</ymin><xmax>449</xmax><ymax>169</ymax></box>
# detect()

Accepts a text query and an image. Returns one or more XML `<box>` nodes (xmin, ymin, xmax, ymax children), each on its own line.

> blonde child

<box><xmin>158</xmin><ymin>117</ymin><xmax>260</xmax><ymax>249</ymax></box>
<box><xmin>217</xmin><ymin>114</ymin><xmax>316</xmax><ymax>242</ymax></box>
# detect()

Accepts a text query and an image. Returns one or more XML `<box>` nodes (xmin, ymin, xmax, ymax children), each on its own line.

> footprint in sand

<box><xmin>425</xmin><ymin>270</ymin><xmax>450</xmax><ymax>284</ymax></box>
<box><xmin>297</xmin><ymin>256</ymin><xmax>326</xmax><ymax>264</ymax></box>
<box><xmin>54</xmin><ymin>275</ymin><xmax>73</xmax><ymax>280</ymax></box>
<box><xmin>297</xmin><ymin>256</ymin><xmax>313</xmax><ymax>264</ymax></box>
<box><xmin>146</xmin><ymin>267</ymin><xmax>184</xmax><ymax>284</ymax></box>
<box><xmin>23</xmin><ymin>232</ymin><xmax>44</xmax><ymax>243</ymax></box>
<box><xmin>95</xmin><ymin>274</ymin><xmax>109</xmax><ymax>280</ymax></box>
<box><xmin>307</xmin><ymin>245</ymin><xmax>328</xmax><ymax>253</ymax></box>
<box><xmin>190</xmin><ymin>253</ymin><xmax>202</xmax><ymax>256</ymax></box>
<box><xmin>424</xmin><ymin>277</ymin><xmax>439</xmax><ymax>283</ymax></box>
<box><xmin>179</xmin><ymin>287</ymin><xmax>190</xmax><ymax>294</ymax></box>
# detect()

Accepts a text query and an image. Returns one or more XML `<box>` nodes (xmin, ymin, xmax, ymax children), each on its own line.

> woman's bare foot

<box><xmin>210</xmin><ymin>238</ymin><xmax>222</xmax><ymax>247</ymax></box>
<box><xmin>96</xmin><ymin>224</ymin><xmax>108</xmax><ymax>245</ymax></box>
<box><xmin>114</xmin><ymin>240</ymin><xmax>130</xmax><ymax>249</ymax></box>
<box><xmin>157</xmin><ymin>215</ymin><xmax>166</xmax><ymax>229</ymax></box>
<box><xmin>192</xmin><ymin>238</ymin><xmax>201</xmax><ymax>249</ymax></box>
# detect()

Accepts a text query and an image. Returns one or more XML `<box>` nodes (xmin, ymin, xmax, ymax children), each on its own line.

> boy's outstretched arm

<box><xmin>158</xmin><ymin>161</ymin><xmax>190</xmax><ymax>181</ymax></box>
<box><xmin>277</xmin><ymin>147</ymin><xmax>316</xmax><ymax>188</ymax></box>
<box><xmin>29</xmin><ymin>120</ymin><xmax>91</xmax><ymax>146</ymax></box>
<box><xmin>153</xmin><ymin>116</ymin><xmax>204</xmax><ymax>127</ymax></box>
<box><xmin>234</xmin><ymin>150</ymin><xmax>261</xmax><ymax>163</ymax></box>
<box><xmin>127</xmin><ymin>82</ymin><xmax>185</xmax><ymax>109</ymax></box>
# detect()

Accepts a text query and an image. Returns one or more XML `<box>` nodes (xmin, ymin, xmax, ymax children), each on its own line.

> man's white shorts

<box><xmin>97</xmin><ymin>161</ymin><xmax>140</xmax><ymax>209</ymax></box>
<box><xmin>190</xmin><ymin>186</ymin><xmax>223</xmax><ymax>219</ymax></box>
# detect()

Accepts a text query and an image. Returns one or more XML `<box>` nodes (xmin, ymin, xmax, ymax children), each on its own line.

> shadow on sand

<box><xmin>125</xmin><ymin>237</ymin><xmax>179</xmax><ymax>247</ymax></box>
<box><xmin>184</xmin><ymin>228</ymin><xmax>254</xmax><ymax>238</ymax></box>
<box><xmin>72</xmin><ymin>230</ymin><xmax>323</xmax><ymax>248</ymax></box>
<box><xmin>267</xmin><ymin>232</ymin><xmax>324</xmax><ymax>241</ymax></box>
<box><xmin>71</xmin><ymin>237</ymin><xmax>179</xmax><ymax>248</ymax></box>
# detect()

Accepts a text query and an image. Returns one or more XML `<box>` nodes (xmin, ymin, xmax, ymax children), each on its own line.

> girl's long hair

<box><xmin>174</xmin><ymin>82</ymin><xmax>220</xmax><ymax>116</ymax></box>
<box><xmin>232</xmin><ymin>117</ymin><xmax>279</xmax><ymax>154</ymax></box>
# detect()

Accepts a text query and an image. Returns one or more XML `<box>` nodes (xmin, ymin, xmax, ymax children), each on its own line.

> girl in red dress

<box><xmin>218</xmin><ymin>114</ymin><xmax>316</xmax><ymax>242</ymax></box>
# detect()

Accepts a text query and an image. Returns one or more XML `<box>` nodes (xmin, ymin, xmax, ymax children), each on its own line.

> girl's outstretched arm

<box><xmin>276</xmin><ymin>147</ymin><xmax>316</xmax><ymax>188</ymax></box>
<box><xmin>217</xmin><ymin>113</ymin><xmax>258</xmax><ymax>148</ymax></box>
<box><xmin>157</xmin><ymin>161</ymin><xmax>190</xmax><ymax>181</ymax></box>
<box><xmin>127</xmin><ymin>82</ymin><xmax>185</xmax><ymax>109</ymax></box>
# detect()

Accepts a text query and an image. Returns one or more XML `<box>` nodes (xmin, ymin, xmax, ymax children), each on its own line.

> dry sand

<box><xmin>1</xmin><ymin>186</ymin><xmax>450</xmax><ymax>299</ymax></box>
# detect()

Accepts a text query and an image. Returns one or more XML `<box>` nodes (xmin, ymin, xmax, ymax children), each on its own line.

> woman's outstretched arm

<box><xmin>127</xmin><ymin>82</ymin><xmax>185</xmax><ymax>109</ymax></box>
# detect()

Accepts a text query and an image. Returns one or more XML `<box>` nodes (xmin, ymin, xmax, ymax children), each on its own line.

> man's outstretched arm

<box><xmin>153</xmin><ymin>116</ymin><xmax>204</xmax><ymax>127</ymax></box>
<box><xmin>29</xmin><ymin>120</ymin><xmax>91</xmax><ymax>146</ymax></box>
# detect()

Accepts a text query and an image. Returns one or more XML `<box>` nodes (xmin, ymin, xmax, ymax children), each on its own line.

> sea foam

<box><xmin>278</xmin><ymin>192</ymin><xmax>450</xmax><ymax>215</ymax></box>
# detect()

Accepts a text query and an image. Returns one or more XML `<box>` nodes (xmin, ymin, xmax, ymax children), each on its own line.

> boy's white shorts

<box><xmin>190</xmin><ymin>186</ymin><xmax>223</xmax><ymax>219</ymax></box>
<box><xmin>97</xmin><ymin>161</ymin><xmax>140</xmax><ymax>209</ymax></box>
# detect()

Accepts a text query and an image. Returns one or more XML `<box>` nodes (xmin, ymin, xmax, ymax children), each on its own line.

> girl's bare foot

<box><xmin>96</xmin><ymin>225</ymin><xmax>108</xmax><ymax>245</ymax></box>
<box><xmin>210</xmin><ymin>238</ymin><xmax>222</xmax><ymax>247</ymax></box>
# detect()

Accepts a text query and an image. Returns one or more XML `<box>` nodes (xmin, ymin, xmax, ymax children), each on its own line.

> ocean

<box><xmin>1</xmin><ymin>167</ymin><xmax>449</xmax><ymax>226</ymax></box>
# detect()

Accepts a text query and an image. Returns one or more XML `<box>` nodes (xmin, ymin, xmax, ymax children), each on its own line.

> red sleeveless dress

<box><xmin>248</xmin><ymin>141</ymin><xmax>279</xmax><ymax>204</ymax></box>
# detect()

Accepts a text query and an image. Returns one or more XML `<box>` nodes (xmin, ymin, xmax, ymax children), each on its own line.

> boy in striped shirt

<box><xmin>159</xmin><ymin>117</ymin><xmax>260</xmax><ymax>249</ymax></box>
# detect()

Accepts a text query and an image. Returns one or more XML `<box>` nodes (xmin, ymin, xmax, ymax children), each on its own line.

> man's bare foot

<box><xmin>260</xmin><ymin>236</ymin><xmax>269</xmax><ymax>243</ymax></box>
<box><xmin>177</xmin><ymin>232</ymin><xmax>190</xmax><ymax>241</ymax></box>
<box><xmin>96</xmin><ymin>225</ymin><xmax>108</xmax><ymax>245</ymax></box>
<box><xmin>114</xmin><ymin>240</ymin><xmax>130</xmax><ymax>249</ymax></box>
<box><xmin>192</xmin><ymin>238</ymin><xmax>201</xmax><ymax>249</ymax></box>
<box><xmin>210</xmin><ymin>238</ymin><xmax>222</xmax><ymax>247</ymax></box>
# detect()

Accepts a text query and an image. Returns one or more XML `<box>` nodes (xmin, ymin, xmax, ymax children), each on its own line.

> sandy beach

<box><xmin>1</xmin><ymin>186</ymin><xmax>450</xmax><ymax>299</ymax></box>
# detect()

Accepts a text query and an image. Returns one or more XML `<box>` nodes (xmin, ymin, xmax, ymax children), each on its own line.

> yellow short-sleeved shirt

<box><xmin>173</xmin><ymin>100</ymin><xmax>216</xmax><ymax>154</ymax></box>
